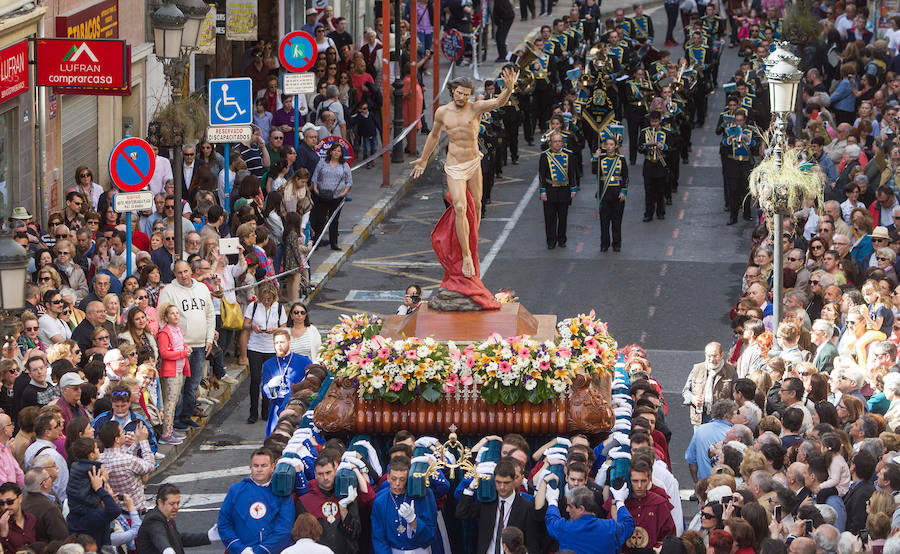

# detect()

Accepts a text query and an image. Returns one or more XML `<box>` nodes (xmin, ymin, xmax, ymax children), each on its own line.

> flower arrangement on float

<box><xmin>325</xmin><ymin>311</ymin><xmax>618</xmax><ymax>405</ymax></box>
<box><xmin>318</xmin><ymin>313</ymin><xmax>383</xmax><ymax>369</ymax></box>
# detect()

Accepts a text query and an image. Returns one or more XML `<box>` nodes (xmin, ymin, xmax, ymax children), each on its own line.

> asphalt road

<box><xmin>150</xmin><ymin>6</ymin><xmax>753</xmax><ymax>542</ymax></box>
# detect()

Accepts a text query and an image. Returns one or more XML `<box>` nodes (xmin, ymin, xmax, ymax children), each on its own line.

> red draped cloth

<box><xmin>431</xmin><ymin>189</ymin><xmax>500</xmax><ymax>309</ymax></box>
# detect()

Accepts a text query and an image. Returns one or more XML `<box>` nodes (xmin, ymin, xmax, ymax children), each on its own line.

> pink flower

<box><xmin>390</xmin><ymin>381</ymin><xmax>403</xmax><ymax>391</ymax></box>
<box><xmin>378</xmin><ymin>348</ymin><xmax>391</xmax><ymax>359</ymax></box>
<box><xmin>585</xmin><ymin>337</ymin><xmax>598</xmax><ymax>349</ymax></box>
<box><xmin>461</xmin><ymin>373</ymin><xmax>474</xmax><ymax>386</ymax></box>
<box><xmin>499</xmin><ymin>361</ymin><xmax>511</xmax><ymax>373</ymax></box>
<box><xmin>449</xmin><ymin>348</ymin><xmax>461</xmax><ymax>362</ymax></box>
<box><xmin>443</xmin><ymin>383</ymin><xmax>457</xmax><ymax>394</ymax></box>
<box><xmin>465</xmin><ymin>356</ymin><xmax>476</xmax><ymax>368</ymax></box>
<box><xmin>518</xmin><ymin>348</ymin><xmax>531</xmax><ymax>359</ymax></box>
<box><xmin>360</xmin><ymin>358</ymin><xmax>372</xmax><ymax>368</ymax></box>
<box><xmin>405</xmin><ymin>350</ymin><xmax>418</xmax><ymax>359</ymax></box>
<box><xmin>447</xmin><ymin>372</ymin><xmax>459</xmax><ymax>385</ymax></box>
<box><xmin>539</xmin><ymin>360</ymin><xmax>551</xmax><ymax>370</ymax></box>
<box><xmin>371</xmin><ymin>335</ymin><xmax>387</xmax><ymax>348</ymax></box>
<box><xmin>558</xmin><ymin>347</ymin><xmax>572</xmax><ymax>358</ymax></box>
<box><xmin>347</xmin><ymin>350</ymin><xmax>360</xmax><ymax>364</ymax></box>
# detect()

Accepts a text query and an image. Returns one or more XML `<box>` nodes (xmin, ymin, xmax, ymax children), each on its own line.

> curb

<box><xmin>307</xmin><ymin>136</ymin><xmax>448</xmax><ymax>302</ymax></box>
<box><xmin>151</xmin><ymin>363</ymin><xmax>249</xmax><ymax>477</ymax></box>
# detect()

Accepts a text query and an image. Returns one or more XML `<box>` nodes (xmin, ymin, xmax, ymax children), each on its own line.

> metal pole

<box><xmin>224</xmin><ymin>144</ymin><xmax>231</xmax><ymax>211</ymax></box>
<box><xmin>772</xmin><ymin>116</ymin><xmax>785</xmax><ymax>331</ymax></box>
<box><xmin>410</xmin><ymin>0</ymin><xmax>418</xmax><ymax>154</ymax></box>
<box><xmin>294</xmin><ymin>94</ymin><xmax>300</xmax><ymax>153</ymax></box>
<box><xmin>382</xmin><ymin>0</ymin><xmax>392</xmax><ymax>186</ymax></box>
<box><xmin>392</xmin><ymin>0</ymin><xmax>405</xmax><ymax>163</ymax></box>
<box><xmin>174</xmin><ymin>144</ymin><xmax>183</xmax><ymax>258</ymax></box>
<box><xmin>125</xmin><ymin>211</ymin><xmax>133</xmax><ymax>277</ymax></box>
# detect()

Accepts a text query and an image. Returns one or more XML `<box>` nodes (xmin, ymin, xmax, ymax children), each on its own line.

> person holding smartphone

<box><xmin>398</xmin><ymin>284</ymin><xmax>423</xmax><ymax>315</ymax></box>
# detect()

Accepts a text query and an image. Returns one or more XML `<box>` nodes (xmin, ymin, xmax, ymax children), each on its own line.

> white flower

<box><xmin>525</xmin><ymin>379</ymin><xmax>537</xmax><ymax>391</ymax></box>
<box><xmin>370</xmin><ymin>375</ymin><xmax>385</xmax><ymax>389</ymax></box>
<box><xmin>416</xmin><ymin>346</ymin><xmax>429</xmax><ymax>358</ymax></box>
<box><xmin>500</xmin><ymin>347</ymin><xmax>513</xmax><ymax>359</ymax></box>
<box><xmin>553</xmin><ymin>381</ymin><xmax>566</xmax><ymax>393</ymax></box>
<box><xmin>424</xmin><ymin>337</ymin><xmax>436</xmax><ymax>347</ymax></box>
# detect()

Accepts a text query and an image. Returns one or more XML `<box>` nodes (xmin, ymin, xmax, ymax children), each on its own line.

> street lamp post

<box><xmin>0</xmin><ymin>230</ymin><xmax>30</xmax><ymax>312</ymax></box>
<box><xmin>763</xmin><ymin>42</ymin><xmax>802</xmax><ymax>332</ymax></box>
<box><xmin>150</xmin><ymin>0</ymin><xmax>209</xmax><ymax>258</ymax></box>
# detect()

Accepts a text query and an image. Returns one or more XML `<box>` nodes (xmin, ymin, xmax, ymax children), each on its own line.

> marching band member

<box><xmin>638</xmin><ymin>111</ymin><xmax>672</xmax><ymax>222</ymax></box>
<box><xmin>540</xmin><ymin>132</ymin><xmax>579</xmax><ymax>249</ymax></box>
<box><xmin>596</xmin><ymin>136</ymin><xmax>629</xmax><ymax>252</ymax></box>
<box><xmin>722</xmin><ymin>111</ymin><xmax>758</xmax><ymax>224</ymax></box>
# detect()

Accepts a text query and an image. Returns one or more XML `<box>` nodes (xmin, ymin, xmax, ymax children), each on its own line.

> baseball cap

<box><xmin>59</xmin><ymin>372</ymin><xmax>87</xmax><ymax>388</ymax></box>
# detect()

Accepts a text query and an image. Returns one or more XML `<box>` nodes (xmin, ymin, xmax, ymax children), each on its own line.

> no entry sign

<box><xmin>441</xmin><ymin>29</ymin><xmax>464</xmax><ymax>62</ymax></box>
<box><xmin>108</xmin><ymin>137</ymin><xmax>156</xmax><ymax>192</ymax></box>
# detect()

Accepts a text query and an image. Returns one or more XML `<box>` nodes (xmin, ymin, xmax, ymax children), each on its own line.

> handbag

<box><xmin>221</xmin><ymin>299</ymin><xmax>244</xmax><ymax>330</ymax></box>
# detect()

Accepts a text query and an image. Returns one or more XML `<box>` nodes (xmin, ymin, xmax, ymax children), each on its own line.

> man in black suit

<box><xmin>455</xmin><ymin>457</ymin><xmax>544</xmax><ymax>554</ymax></box>
<box><xmin>136</xmin><ymin>484</ymin><xmax>217</xmax><ymax>554</ymax></box>
<box><xmin>843</xmin><ymin>450</ymin><xmax>877</xmax><ymax>534</ymax></box>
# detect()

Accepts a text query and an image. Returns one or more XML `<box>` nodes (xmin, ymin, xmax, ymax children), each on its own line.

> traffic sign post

<box><xmin>441</xmin><ymin>29</ymin><xmax>464</xmax><ymax>62</ymax></box>
<box><xmin>112</xmin><ymin>191</ymin><xmax>154</xmax><ymax>212</ymax></box>
<box><xmin>108</xmin><ymin>137</ymin><xmax>156</xmax><ymax>277</ymax></box>
<box><xmin>207</xmin><ymin>126</ymin><xmax>252</xmax><ymax>143</ymax></box>
<box><xmin>283</xmin><ymin>73</ymin><xmax>315</xmax><ymax>95</ymax></box>
<box><xmin>208</xmin><ymin>77</ymin><xmax>252</xmax><ymax>126</ymax></box>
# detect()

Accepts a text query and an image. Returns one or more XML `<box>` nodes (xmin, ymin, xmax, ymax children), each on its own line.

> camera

<box><xmin>411</xmin><ymin>295</ymin><xmax>421</xmax><ymax>303</ymax></box>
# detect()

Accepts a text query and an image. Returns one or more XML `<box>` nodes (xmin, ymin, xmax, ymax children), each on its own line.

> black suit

<box><xmin>136</xmin><ymin>508</ymin><xmax>211</xmax><ymax>554</ymax></box>
<box><xmin>843</xmin><ymin>479</ymin><xmax>876</xmax><ymax>534</ymax></box>
<box><xmin>455</xmin><ymin>492</ymin><xmax>544</xmax><ymax>554</ymax></box>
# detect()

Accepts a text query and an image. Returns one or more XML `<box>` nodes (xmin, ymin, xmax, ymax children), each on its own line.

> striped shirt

<box><xmin>236</xmin><ymin>143</ymin><xmax>265</xmax><ymax>177</ymax></box>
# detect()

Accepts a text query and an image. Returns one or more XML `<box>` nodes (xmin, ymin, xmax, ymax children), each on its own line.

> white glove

<box><xmin>296</xmin><ymin>444</ymin><xmax>313</xmax><ymax>459</ymax></box>
<box><xmin>612</xmin><ymin>393</ymin><xmax>632</xmax><ymax>406</ymax></box>
<box><xmin>341</xmin><ymin>454</ymin><xmax>367</xmax><ymax>471</ymax></box>
<box><xmin>411</xmin><ymin>454</ymin><xmax>436</xmax><ymax>465</ymax></box>
<box><xmin>612</xmin><ymin>482</ymin><xmax>629</xmax><ymax>504</ymax></box>
<box><xmin>208</xmin><ymin>524</ymin><xmax>221</xmax><ymax>542</ymax></box>
<box><xmin>265</xmin><ymin>375</ymin><xmax>283</xmax><ymax>391</ymax></box>
<box><xmin>555</xmin><ymin>437</ymin><xmax>572</xmax><ymax>448</ymax></box>
<box><xmin>398</xmin><ymin>501</ymin><xmax>416</xmax><ymax>523</ymax></box>
<box><xmin>353</xmin><ymin>440</ymin><xmax>382</xmax><ymax>476</ymax></box>
<box><xmin>609</xmin><ymin>449</ymin><xmax>632</xmax><ymax>460</ymax></box>
<box><xmin>611</xmin><ymin>431</ymin><xmax>629</xmax><ymax>446</ymax></box>
<box><xmin>612</xmin><ymin>419</ymin><xmax>632</xmax><ymax>432</ymax></box>
<box><xmin>443</xmin><ymin>451</ymin><xmax>457</xmax><ymax>465</ymax></box>
<box><xmin>336</xmin><ymin>461</ymin><xmax>355</xmax><ymax>472</ymax></box>
<box><xmin>545</xmin><ymin>485</ymin><xmax>560</xmax><ymax>505</ymax></box>
<box><xmin>339</xmin><ymin>485</ymin><xmax>357</xmax><ymax>508</ymax></box>
<box><xmin>342</xmin><ymin>451</ymin><xmax>360</xmax><ymax>463</ymax></box>
<box><xmin>303</xmin><ymin>409</ymin><xmax>315</xmax><ymax>420</ymax></box>
<box><xmin>544</xmin><ymin>446</ymin><xmax>569</xmax><ymax>458</ymax></box>
<box><xmin>465</xmin><ymin>477</ymin><xmax>479</xmax><ymax>492</ymax></box>
<box><xmin>415</xmin><ymin>436</ymin><xmax>439</xmax><ymax>449</ymax></box>
<box><xmin>476</xmin><ymin>461</ymin><xmax>496</xmax><ymax>476</ymax></box>
<box><xmin>240</xmin><ymin>548</ymin><xmax>254</xmax><ymax>554</ymax></box>
<box><xmin>612</xmin><ymin>377</ymin><xmax>627</xmax><ymax>389</ymax></box>
<box><xmin>613</xmin><ymin>405</ymin><xmax>632</xmax><ymax>418</ymax></box>
<box><xmin>545</xmin><ymin>452</ymin><xmax>567</xmax><ymax>465</ymax></box>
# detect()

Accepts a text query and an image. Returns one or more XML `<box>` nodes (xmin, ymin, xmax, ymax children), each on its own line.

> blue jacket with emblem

<box><xmin>217</xmin><ymin>477</ymin><xmax>295</xmax><ymax>554</ymax></box>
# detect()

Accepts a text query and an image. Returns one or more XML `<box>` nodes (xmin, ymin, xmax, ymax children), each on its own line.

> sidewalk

<box><xmin>307</xmin><ymin>0</ymin><xmax>664</xmax><ymax>299</ymax></box>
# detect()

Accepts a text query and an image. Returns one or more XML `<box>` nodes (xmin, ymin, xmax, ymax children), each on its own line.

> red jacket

<box><xmin>156</xmin><ymin>325</ymin><xmax>191</xmax><ymax>377</ymax></box>
<box><xmin>605</xmin><ymin>485</ymin><xmax>676</xmax><ymax>551</ymax></box>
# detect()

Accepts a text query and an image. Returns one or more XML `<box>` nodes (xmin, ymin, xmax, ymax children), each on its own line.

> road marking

<box><xmin>640</xmin><ymin>331</ymin><xmax>648</xmax><ymax>342</ymax></box>
<box><xmin>180</xmin><ymin>493</ymin><xmax>228</xmax><ymax>507</ymax></box>
<box><xmin>567</xmin><ymin>262</ymin><xmax>575</xmax><ymax>274</ymax></box>
<box><xmin>481</xmin><ymin>217</ymin><xmax>512</xmax><ymax>222</ymax></box>
<box><xmin>555</xmin><ymin>281</ymin><xmax>566</xmax><ymax>295</ymax></box>
<box><xmin>481</xmin><ymin>173</ymin><xmax>540</xmax><ymax>277</ymax></box>
<box><xmin>666</xmin><ymin>245</ymin><xmax>674</xmax><ymax>257</ymax></box>
<box><xmin>648</xmin><ymin>306</ymin><xmax>656</xmax><ymax>318</ymax></box>
<box><xmin>660</xmin><ymin>263</ymin><xmax>668</xmax><ymax>276</ymax></box>
<box><xmin>683</xmin><ymin>191</ymin><xmax>689</xmax><ymax>202</ymax></box>
<box><xmin>161</xmin><ymin>466</ymin><xmax>248</xmax><ymax>484</ymax></box>
<box><xmin>687</xmin><ymin>176</ymin><xmax>694</xmax><ymax>185</ymax></box>
<box><xmin>678</xmin><ymin>209</ymin><xmax>685</xmax><ymax>220</ymax></box>
<box><xmin>352</xmin><ymin>261</ymin><xmax>442</xmax><ymax>267</ymax></box>
<box><xmin>575</xmin><ymin>242</ymin><xmax>583</xmax><ymax>253</ymax></box>
<box><xmin>672</xmin><ymin>228</ymin><xmax>679</xmax><ymax>239</ymax></box>
<box><xmin>654</xmin><ymin>284</ymin><xmax>661</xmax><ymax>298</ymax></box>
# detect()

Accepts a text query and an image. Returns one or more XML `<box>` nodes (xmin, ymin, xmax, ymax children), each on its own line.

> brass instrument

<box><xmin>503</xmin><ymin>40</ymin><xmax>544</xmax><ymax>92</ymax></box>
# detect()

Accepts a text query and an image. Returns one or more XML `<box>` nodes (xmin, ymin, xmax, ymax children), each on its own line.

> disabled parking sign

<box><xmin>208</xmin><ymin>77</ymin><xmax>252</xmax><ymax>126</ymax></box>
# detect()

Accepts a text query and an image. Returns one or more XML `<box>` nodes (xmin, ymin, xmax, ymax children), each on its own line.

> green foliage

<box><xmin>782</xmin><ymin>0</ymin><xmax>822</xmax><ymax>45</ymax></box>
<box><xmin>147</xmin><ymin>94</ymin><xmax>209</xmax><ymax>147</ymax></box>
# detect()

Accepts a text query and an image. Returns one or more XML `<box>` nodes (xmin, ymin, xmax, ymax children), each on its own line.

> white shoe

<box><xmin>154</xmin><ymin>452</ymin><xmax>166</xmax><ymax>460</ymax></box>
<box><xmin>221</xmin><ymin>375</ymin><xmax>240</xmax><ymax>385</ymax></box>
<box><xmin>207</xmin><ymin>397</ymin><xmax>221</xmax><ymax>405</ymax></box>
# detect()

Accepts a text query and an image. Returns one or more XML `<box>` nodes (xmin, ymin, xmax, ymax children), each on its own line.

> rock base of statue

<box><xmin>381</xmin><ymin>301</ymin><xmax>558</xmax><ymax>342</ymax></box>
<box><xmin>431</xmin><ymin>188</ymin><xmax>500</xmax><ymax>310</ymax></box>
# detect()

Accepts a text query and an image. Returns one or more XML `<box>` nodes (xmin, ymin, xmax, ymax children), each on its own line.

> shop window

<box><xmin>0</xmin><ymin>110</ymin><xmax>16</xmax><ymax>219</ymax></box>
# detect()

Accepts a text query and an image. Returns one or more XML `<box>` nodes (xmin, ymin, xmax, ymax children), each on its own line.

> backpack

<box><xmin>250</xmin><ymin>300</ymin><xmax>284</xmax><ymax>325</ymax></box>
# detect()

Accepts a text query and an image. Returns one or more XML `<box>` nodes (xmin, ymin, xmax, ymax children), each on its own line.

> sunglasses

<box><xmin>39</xmin><ymin>277</ymin><xmax>51</xmax><ymax>282</ymax></box>
<box><xmin>271</xmin><ymin>136</ymin><xmax>284</xmax><ymax>140</ymax></box>
<box><xmin>51</xmin><ymin>299</ymin><xmax>65</xmax><ymax>304</ymax></box>
<box><xmin>137</xmin><ymin>295</ymin><xmax>148</xmax><ymax>300</ymax></box>
<box><xmin>700</xmin><ymin>512</ymin><xmax>716</xmax><ymax>519</ymax></box>
<box><xmin>184</xmin><ymin>153</ymin><xmax>195</xmax><ymax>157</ymax></box>
<box><xmin>57</xmin><ymin>251</ymin><xmax>70</xmax><ymax>255</ymax></box>
<box><xmin>811</xmin><ymin>245</ymin><xmax>824</xmax><ymax>250</ymax></box>
<box><xmin>79</xmin><ymin>173</ymin><xmax>91</xmax><ymax>178</ymax></box>
<box><xmin>786</xmin><ymin>256</ymin><xmax>802</xmax><ymax>262</ymax></box>
<box><xmin>24</xmin><ymin>327</ymin><xmax>37</xmax><ymax>332</ymax></box>
<box><xmin>127</xmin><ymin>352</ymin><xmax>137</xmax><ymax>357</ymax></box>
<box><xmin>164</xmin><ymin>205</ymin><xmax>175</xmax><ymax>210</ymax></box>
<box><xmin>55</xmin><ymin>234</ymin><xmax>67</xmax><ymax>239</ymax></box>
<box><xmin>111</xmin><ymin>391</ymin><xmax>130</xmax><ymax>398</ymax></box>
<box><xmin>810</xmin><ymin>280</ymin><xmax>820</xmax><ymax>285</ymax></box>
<box><xmin>0</xmin><ymin>497</ymin><xmax>18</xmax><ymax>506</ymax></box>
<box><xmin>879</xmin><ymin>256</ymin><xmax>891</xmax><ymax>262</ymax></box>
<box><xmin>94</xmin><ymin>335</ymin><xmax>110</xmax><ymax>340</ymax></box>
<box><xmin>292</xmin><ymin>310</ymin><xmax>306</xmax><ymax>315</ymax></box>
